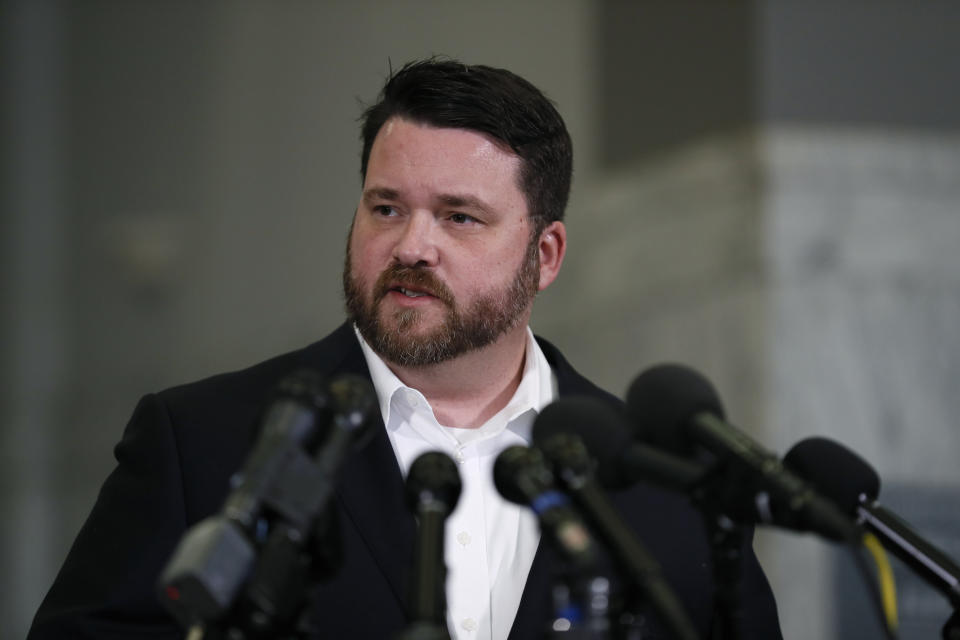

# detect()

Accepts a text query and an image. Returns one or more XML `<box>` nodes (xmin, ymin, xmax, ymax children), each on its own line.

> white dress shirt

<box><xmin>355</xmin><ymin>326</ymin><xmax>558</xmax><ymax>640</ymax></box>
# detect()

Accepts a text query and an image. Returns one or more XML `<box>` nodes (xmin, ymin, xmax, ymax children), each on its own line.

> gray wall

<box><xmin>4</xmin><ymin>2</ymin><xmax>959</xmax><ymax>638</ymax></box>
<box><xmin>2</xmin><ymin>1</ymin><xmax>600</xmax><ymax>635</ymax></box>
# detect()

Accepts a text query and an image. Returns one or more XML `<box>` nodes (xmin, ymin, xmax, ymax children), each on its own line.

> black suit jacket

<box><xmin>29</xmin><ymin>323</ymin><xmax>781</xmax><ymax>639</ymax></box>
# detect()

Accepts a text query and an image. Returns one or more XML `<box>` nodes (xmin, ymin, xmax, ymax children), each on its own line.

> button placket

<box><xmin>444</xmin><ymin>448</ymin><xmax>488</xmax><ymax>639</ymax></box>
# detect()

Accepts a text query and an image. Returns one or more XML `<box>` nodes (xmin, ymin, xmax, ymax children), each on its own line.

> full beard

<box><xmin>343</xmin><ymin>238</ymin><xmax>540</xmax><ymax>368</ymax></box>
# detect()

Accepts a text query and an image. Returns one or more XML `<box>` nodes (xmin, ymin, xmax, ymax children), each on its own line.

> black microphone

<box><xmin>532</xmin><ymin>395</ymin><xmax>706</xmax><ymax>492</ymax></box>
<box><xmin>158</xmin><ymin>372</ymin><xmax>378</xmax><ymax>633</ymax></box>
<box><xmin>626</xmin><ymin>364</ymin><xmax>859</xmax><ymax>543</ymax></box>
<box><xmin>533</xmin><ymin>400</ymin><xmax>701</xmax><ymax>640</ymax></box>
<box><xmin>784</xmin><ymin>437</ymin><xmax>960</xmax><ymax>607</ymax></box>
<box><xmin>399</xmin><ymin>451</ymin><xmax>462</xmax><ymax>640</ymax></box>
<box><xmin>494</xmin><ymin>445</ymin><xmax>600</xmax><ymax>573</ymax></box>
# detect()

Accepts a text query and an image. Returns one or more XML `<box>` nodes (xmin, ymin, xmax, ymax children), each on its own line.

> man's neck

<box><xmin>385</xmin><ymin>325</ymin><xmax>529</xmax><ymax>429</ymax></box>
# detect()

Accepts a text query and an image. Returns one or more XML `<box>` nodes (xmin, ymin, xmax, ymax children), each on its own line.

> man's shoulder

<box><xmin>156</xmin><ymin>322</ymin><xmax>366</xmax><ymax>417</ymax></box>
<box><xmin>533</xmin><ymin>333</ymin><xmax>621</xmax><ymax>407</ymax></box>
<box><xmin>124</xmin><ymin>322</ymin><xmax>368</xmax><ymax>501</ymax></box>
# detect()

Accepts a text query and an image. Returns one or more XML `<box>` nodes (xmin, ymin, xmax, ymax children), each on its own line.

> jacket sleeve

<box><xmin>27</xmin><ymin>393</ymin><xmax>187</xmax><ymax>639</ymax></box>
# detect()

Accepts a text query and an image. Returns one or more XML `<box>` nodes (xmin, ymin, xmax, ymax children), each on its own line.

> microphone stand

<box><xmin>701</xmin><ymin>514</ymin><xmax>744</xmax><ymax>640</ymax></box>
<box><xmin>396</xmin><ymin>501</ymin><xmax>453</xmax><ymax>640</ymax></box>
<box><xmin>689</xmin><ymin>464</ymin><xmax>753</xmax><ymax>640</ymax></box>
<box><xmin>397</xmin><ymin>451</ymin><xmax>462</xmax><ymax>640</ymax></box>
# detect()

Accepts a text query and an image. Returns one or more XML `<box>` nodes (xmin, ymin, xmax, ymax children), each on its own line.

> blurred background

<box><xmin>3</xmin><ymin>1</ymin><xmax>959</xmax><ymax>638</ymax></box>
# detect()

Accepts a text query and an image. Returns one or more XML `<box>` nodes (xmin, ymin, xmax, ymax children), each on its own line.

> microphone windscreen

<box><xmin>405</xmin><ymin>451</ymin><xmax>462</xmax><ymax>513</ymax></box>
<box><xmin>532</xmin><ymin>396</ymin><xmax>633</xmax><ymax>489</ymax></box>
<box><xmin>626</xmin><ymin>364</ymin><xmax>725</xmax><ymax>455</ymax></box>
<box><xmin>263</xmin><ymin>369</ymin><xmax>332</xmax><ymax>452</ymax></box>
<box><xmin>328</xmin><ymin>374</ymin><xmax>379</xmax><ymax>448</ymax></box>
<box><xmin>783</xmin><ymin>437</ymin><xmax>880</xmax><ymax>511</ymax></box>
<box><xmin>493</xmin><ymin>446</ymin><xmax>552</xmax><ymax>505</ymax></box>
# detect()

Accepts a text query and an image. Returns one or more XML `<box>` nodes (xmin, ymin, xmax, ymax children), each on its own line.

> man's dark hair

<box><xmin>360</xmin><ymin>59</ymin><xmax>573</xmax><ymax>232</ymax></box>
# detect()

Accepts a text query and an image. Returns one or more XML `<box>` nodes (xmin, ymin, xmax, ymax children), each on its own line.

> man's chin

<box><xmin>378</xmin><ymin>304</ymin><xmax>444</xmax><ymax>332</ymax></box>
<box><xmin>381</xmin><ymin>322</ymin><xmax>448</xmax><ymax>346</ymax></box>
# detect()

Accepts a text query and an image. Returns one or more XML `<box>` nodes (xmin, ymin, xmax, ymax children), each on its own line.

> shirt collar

<box><xmin>355</xmin><ymin>326</ymin><xmax>407</xmax><ymax>431</ymax></box>
<box><xmin>354</xmin><ymin>325</ymin><xmax>556</xmax><ymax>442</ymax></box>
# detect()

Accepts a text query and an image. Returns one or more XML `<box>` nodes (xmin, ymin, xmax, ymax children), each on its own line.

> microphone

<box><xmin>532</xmin><ymin>400</ymin><xmax>701</xmax><ymax>640</ymax></box>
<box><xmin>399</xmin><ymin>451</ymin><xmax>462</xmax><ymax>640</ymax></box>
<box><xmin>159</xmin><ymin>371</ymin><xmax>378</xmax><ymax>633</ymax></box>
<box><xmin>531</xmin><ymin>395</ymin><xmax>705</xmax><ymax>492</ymax></box>
<box><xmin>493</xmin><ymin>445</ymin><xmax>599</xmax><ymax>573</ymax></box>
<box><xmin>495</xmin><ymin>445</ymin><xmax>616</xmax><ymax>638</ymax></box>
<box><xmin>784</xmin><ymin>437</ymin><xmax>960</xmax><ymax>607</ymax></box>
<box><xmin>626</xmin><ymin>364</ymin><xmax>859</xmax><ymax>543</ymax></box>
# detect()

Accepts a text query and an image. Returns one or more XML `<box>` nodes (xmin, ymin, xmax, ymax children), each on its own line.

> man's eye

<box><xmin>373</xmin><ymin>205</ymin><xmax>398</xmax><ymax>217</ymax></box>
<box><xmin>449</xmin><ymin>213</ymin><xmax>476</xmax><ymax>225</ymax></box>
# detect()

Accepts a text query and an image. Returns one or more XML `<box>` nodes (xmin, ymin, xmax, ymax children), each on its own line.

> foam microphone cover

<box><xmin>783</xmin><ymin>437</ymin><xmax>881</xmax><ymax>512</ymax></box>
<box><xmin>626</xmin><ymin>364</ymin><xmax>726</xmax><ymax>456</ymax></box>
<box><xmin>406</xmin><ymin>451</ymin><xmax>462</xmax><ymax>514</ymax></box>
<box><xmin>532</xmin><ymin>396</ymin><xmax>634</xmax><ymax>489</ymax></box>
<box><xmin>493</xmin><ymin>446</ymin><xmax>553</xmax><ymax>506</ymax></box>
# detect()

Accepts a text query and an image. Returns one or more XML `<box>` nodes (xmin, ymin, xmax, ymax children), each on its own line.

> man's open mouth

<box><xmin>387</xmin><ymin>284</ymin><xmax>435</xmax><ymax>299</ymax></box>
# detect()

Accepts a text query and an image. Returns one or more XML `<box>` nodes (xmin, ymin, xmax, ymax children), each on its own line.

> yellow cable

<box><xmin>863</xmin><ymin>532</ymin><xmax>899</xmax><ymax>633</ymax></box>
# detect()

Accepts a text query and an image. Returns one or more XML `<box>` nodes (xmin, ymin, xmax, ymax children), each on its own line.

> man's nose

<box><xmin>393</xmin><ymin>212</ymin><xmax>439</xmax><ymax>267</ymax></box>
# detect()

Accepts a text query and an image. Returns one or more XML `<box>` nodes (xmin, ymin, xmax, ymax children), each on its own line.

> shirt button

<box><xmin>456</xmin><ymin>531</ymin><xmax>472</xmax><ymax>547</ymax></box>
<box><xmin>461</xmin><ymin>618</ymin><xmax>477</xmax><ymax>632</ymax></box>
<box><xmin>454</xmin><ymin>449</ymin><xmax>465</xmax><ymax>464</ymax></box>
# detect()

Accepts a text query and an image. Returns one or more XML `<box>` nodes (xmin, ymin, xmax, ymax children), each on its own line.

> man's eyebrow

<box><xmin>362</xmin><ymin>187</ymin><xmax>400</xmax><ymax>203</ymax></box>
<box><xmin>362</xmin><ymin>188</ymin><xmax>494</xmax><ymax>213</ymax></box>
<box><xmin>437</xmin><ymin>193</ymin><xmax>492</xmax><ymax>212</ymax></box>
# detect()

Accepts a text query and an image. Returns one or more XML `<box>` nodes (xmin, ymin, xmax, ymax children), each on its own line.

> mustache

<box><xmin>373</xmin><ymin>263</ymin><xmax>455</xmax><ymax>306</ymax></box>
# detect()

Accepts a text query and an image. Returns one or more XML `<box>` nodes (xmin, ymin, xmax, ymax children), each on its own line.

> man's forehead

<box><xmin>366</xmin><ymin>118</ymin><xmax>522</xmax><ymax>190</ymax></box>
<box><xmin>375</xmin><ymin>116</ymin><xmax>517</xmax><ymax>159</ymax></box>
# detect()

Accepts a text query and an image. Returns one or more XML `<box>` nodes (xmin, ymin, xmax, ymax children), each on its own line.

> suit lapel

<box><xmin>311</xmin><ymin>325</ymin><xmax>417</xmax><ymax>616</ymax></box>
<box><xmin>336</xmin><ymin>418</ymin><xmax>415</xmax><ymax>612</ymax></box>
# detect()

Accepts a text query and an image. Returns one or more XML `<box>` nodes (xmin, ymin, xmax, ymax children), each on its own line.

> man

<box><xmin>29</xmin><ymin>59</ymin><xmax>781</xmax><ymax>639</ymax></box>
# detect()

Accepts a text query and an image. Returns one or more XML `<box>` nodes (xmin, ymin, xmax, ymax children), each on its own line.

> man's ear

<box><xmin>536</xmin><ymin>221</ymin><xmax>566</xmax><ymax>291</ymax></box>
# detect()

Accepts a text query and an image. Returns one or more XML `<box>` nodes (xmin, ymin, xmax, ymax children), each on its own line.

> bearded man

<box><xmin>28</xmin><ymin>59</ymin><xmax>782</xmax><ymax>640</ymax></box>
